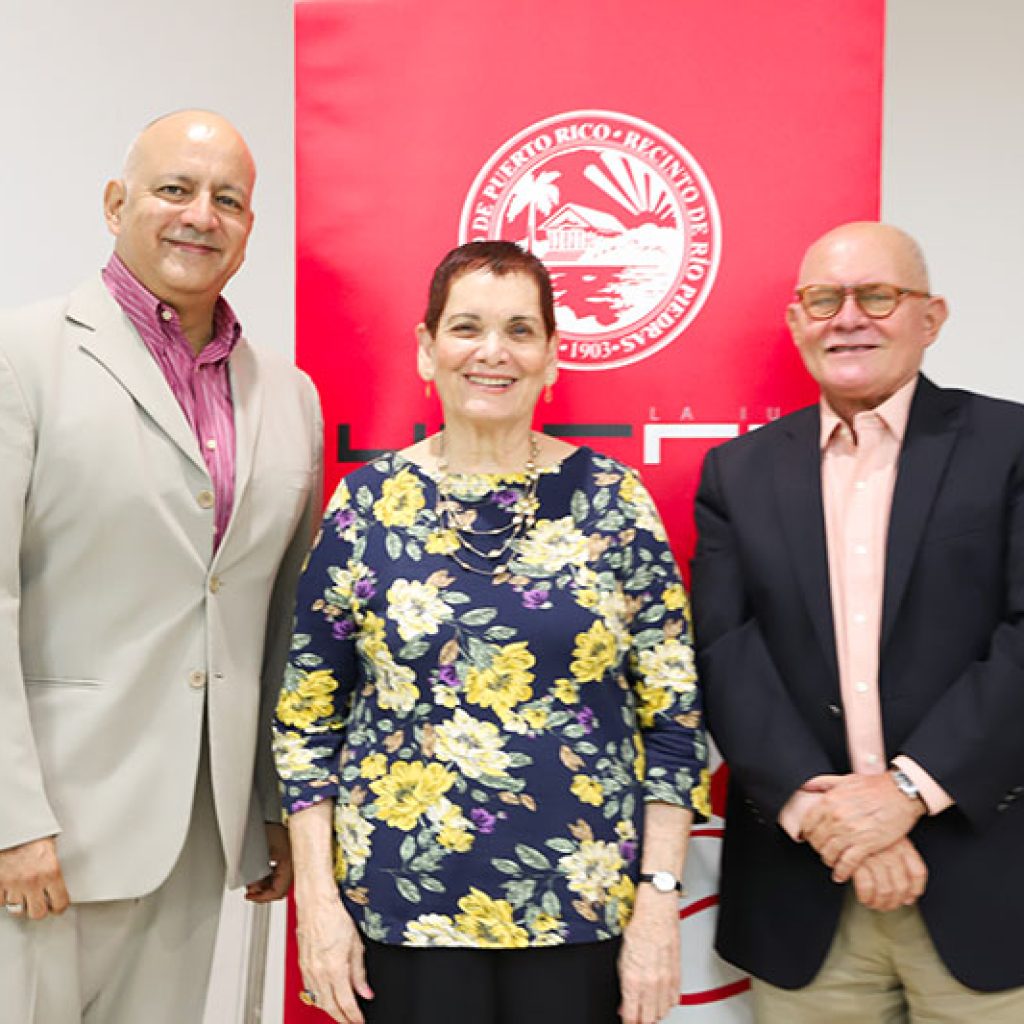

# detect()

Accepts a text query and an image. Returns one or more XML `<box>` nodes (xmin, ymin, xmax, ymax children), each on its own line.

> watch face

<box><xmin>651</xmin><ymin>871</ymin><xmax>676</xmax><ymax>893</ymax></box>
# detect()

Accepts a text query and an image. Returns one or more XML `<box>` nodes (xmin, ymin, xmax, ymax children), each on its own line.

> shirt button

<box><xmin>854</xmin><ymin>481</ymin><xmax>867</xmax><ymax>491</ymax></box>
<box><xmin>188</xmin><ymin>670</ymin><xmax>207</xmax><ymax>689</ymax></box>
<box><xmin>854</xmin><ymin>544</ymin><xmax>868</xmax><ymax>556</ymax></box>
<box><xmin>209</xmin><ymin>575</ymin><xmax>222</xmax><ymax>593</ymax></box>
<box><xmin>160</xmin><ymin>308</ymin><xmax>174</xmax><ymax>322</ymax></box>
<box><xmin>855</xmin><ymin>681</ymin><xmax>868</xmax><ymax>694</ymax></box>
<box><xmin>197</xmin><ymin>490</ymin><xmax>215</xmax><ymax>509</ymax></box>
<box><xmin>865</xmin><ymin>753</ymin><xmax>880</xmax><ymax>766</ymax></box>
<box><xmin>206</xmin><ymin>439</ymin><xmax>217</xmax><ymax>451</ymax></box>
<box><xmin>854</xmin><ymin>612</ymin><xmax>867</xmax><ymax>625</ymax></box>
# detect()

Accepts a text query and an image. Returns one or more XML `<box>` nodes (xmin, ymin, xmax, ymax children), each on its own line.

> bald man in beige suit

<box><xmin>0</xmin><ymin>111</ymin><xmax>323</xmax><ymax>1022</ymax></box>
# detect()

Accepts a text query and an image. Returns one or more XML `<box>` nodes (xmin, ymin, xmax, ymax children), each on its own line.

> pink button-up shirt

<box><xmin>102</xmin><ymin>255</ymin><xmax>239</xmax><ymax>549</ymax></box>
<box><xmin>780</xmin><ymin>377</ymin><xmax>951</xmax><ymax>839</ymax></box>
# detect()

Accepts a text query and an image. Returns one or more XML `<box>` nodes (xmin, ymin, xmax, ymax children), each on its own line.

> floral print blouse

<box><xmin>274</xmin><ymin>447</ymin><xmax>708</xmax><ymax>948</ymax></box>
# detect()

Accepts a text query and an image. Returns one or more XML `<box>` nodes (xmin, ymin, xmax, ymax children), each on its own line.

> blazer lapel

<box><xmin>881</xmin><ymin>376</ymin><xmax>962</xmax><ymax>648</ymax></box>
<box><xmin>67</xmin><ymin>277</ymin><xmax>207</xmax><ymax>475</ymax></box>
<box><xmin>774</xmin><ymin>406</ymin><xmax>839</xmax><ymax>677</ymax></box>
<box><xmin>219</xmin><ymin>338</ymin><xmax>263</xmax><ymax>552</ymax></box>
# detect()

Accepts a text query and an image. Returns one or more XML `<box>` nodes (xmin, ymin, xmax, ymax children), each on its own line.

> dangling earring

<box><xmin>425</xmin><ymin>380</ymin><xmax>433</xmax><ymax>399</ymax></box>
<box><xmin>544</xmin><ymin>384</ymin><xmax>553</xmax><ymax>404</ymax></box>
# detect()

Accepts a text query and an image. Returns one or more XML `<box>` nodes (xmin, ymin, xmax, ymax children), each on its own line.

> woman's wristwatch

<box><xmin>638</xmin><ymin>870</ymin><xmax>685</xmax><ymax>894</ymax></box>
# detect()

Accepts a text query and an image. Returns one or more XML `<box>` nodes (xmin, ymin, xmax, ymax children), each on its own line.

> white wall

<box><xmin>883</xmin><ymin>1</ymin><xmax>1024</xmax><ymax>402</ymax></box>
<box><xmin>2</xmin><ymin>2</ymin><xmax>1023</xmax><ymax>1022</ymax></box>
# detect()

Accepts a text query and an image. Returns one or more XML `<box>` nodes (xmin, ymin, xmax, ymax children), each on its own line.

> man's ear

<box><xmin>103</xmin><ymin>179</ymin><xmax>126</xmax><ymax>236</ymax></box>
<box><xmin>921</xmin><ymin>295</ymin><xmax>949</xmax><ymax>349</ymax></box>
<box><xmin>785</xmin><ymin>303</ymin><xmax>803</xmax><ymax>347</ymax></box>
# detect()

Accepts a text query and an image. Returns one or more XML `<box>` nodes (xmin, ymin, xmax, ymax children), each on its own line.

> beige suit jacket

<box><xmin>0</xmin><ymin>275</ymin><xmax>323</xmax><ymax>901</ymax></box>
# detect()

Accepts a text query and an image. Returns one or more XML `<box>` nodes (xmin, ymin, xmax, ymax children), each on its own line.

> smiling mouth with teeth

<box><xmin>465</xmin><ymin>375</ymin><xmax>516</xmax><ymax>388</ymax></box>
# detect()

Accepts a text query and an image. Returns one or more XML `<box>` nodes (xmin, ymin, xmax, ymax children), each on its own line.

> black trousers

<box><xmin>359</xmin><ymin>938</ymin><xmax>622</xmax><ymax>1024</ymax></box>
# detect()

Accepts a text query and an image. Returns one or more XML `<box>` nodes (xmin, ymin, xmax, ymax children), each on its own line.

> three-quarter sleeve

<box><xmin>617</xmin><ymin>471</ymin><xmax>709</xmax><ymax>819</ymax></box>
<box><xmin>273</xmin><ymin>480</ymin><xmax>362</xmax><ymax>815</ymax></box>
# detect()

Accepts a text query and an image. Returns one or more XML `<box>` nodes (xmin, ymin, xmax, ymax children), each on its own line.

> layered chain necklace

<box><xmin>434</xmin><ymin>431</ymin><xmax>541</xmax><ymax>576</ymax></box>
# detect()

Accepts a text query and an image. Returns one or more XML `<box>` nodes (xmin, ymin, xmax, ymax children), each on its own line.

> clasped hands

<box><xmin>799</xmin><ymin>773</ymin><xmax>928</xmax><ymax>912</ymax></box>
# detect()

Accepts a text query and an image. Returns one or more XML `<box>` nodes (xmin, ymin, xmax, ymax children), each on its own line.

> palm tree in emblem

<box><xmin>506</xmin><ymin>170</ymin><xmax>561</xmax><ymax>251</ymax></box>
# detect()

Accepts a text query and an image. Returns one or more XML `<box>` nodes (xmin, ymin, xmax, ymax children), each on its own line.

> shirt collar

<box><xmin>101</xmin><ymin>254</ymin><xmax>242</xmax><ymax>361</ymax></box>
<box><xmin>819</xmin><ymin>375</ymin><xmax>918</xmax><ymax>450</ymax></box>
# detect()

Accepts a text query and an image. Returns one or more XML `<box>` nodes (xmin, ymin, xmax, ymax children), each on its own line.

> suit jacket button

<box><xmin>196</xmin><ymin>490</ymin><xmax>215</xmax><ymax>510</ymax></box>
<box><xmin>209</xmin><ymin>575</ymin><xmax>222</xmax><ymax>593</ymax></box>
<box><xmin>997</xmin><ymin>801</ymin><xmax>1010</xmax><ymax>812</ymax></box>
<box><xmin>188</xmin><ymin>670</ymin><xmax>207</xmax><ymax>689</ymax></box>
<box><xmin>827</xmin><ymin>703</ymin><xmax>843</xmax><ymax>718</ymax></box>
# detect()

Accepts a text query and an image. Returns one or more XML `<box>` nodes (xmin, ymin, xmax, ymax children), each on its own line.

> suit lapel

<box><xmin>219</xmin><ymin>338</ymin><xmax>263</xmax><ymax>553</ymax></box>
<box><xmin>774</xmin><ymin>406</ymin><xmax>839</xmax><ymax>676</ymax></box>
<box><xmin>881</xmin><ymin>376</ymin><xmax>962</xmax><ymax>648</ymax></box>
<box><xmin>67</xmin><ymin>277</ymin><xmax>207</xmax><ymax>475</ymax></box>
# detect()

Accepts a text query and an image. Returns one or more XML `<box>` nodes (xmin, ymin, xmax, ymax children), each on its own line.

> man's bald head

<box><xmin>797</xmin><ymin>221</ymin><xmax>931</xmax><ymax>293</ymax></box>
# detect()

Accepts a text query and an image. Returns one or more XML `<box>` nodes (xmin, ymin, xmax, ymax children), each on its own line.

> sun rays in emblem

<box><xmin>583</xmin><ymin>152</ymin><xmax>676</xmax><ymax>222</ymax></box>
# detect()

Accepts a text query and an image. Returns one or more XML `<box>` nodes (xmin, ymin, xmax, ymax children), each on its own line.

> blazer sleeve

<box><xmin>691</xmin><ymin>445</ymin><xmax>834</xmax><ymax>820</ymax></box>
<box><xmin>0</xmin><ymin>344</ymin><xmax>62</xmax><ymax>850</ymax></box>
<box><xmin>254</xmin><ymin>373</ymin><xmax>325</xmax><ymax>824</ymax></box>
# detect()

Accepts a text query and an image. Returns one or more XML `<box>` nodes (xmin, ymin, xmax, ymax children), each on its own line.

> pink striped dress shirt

<box><xmin>101</xmin><ymin>255</ymin><xmax>238</xmax><ymax>549</ymax></box>
<box><xmin>780</xmin><ymin>377</ymin><xmax>951</xmax><ymax>839</ymax></box>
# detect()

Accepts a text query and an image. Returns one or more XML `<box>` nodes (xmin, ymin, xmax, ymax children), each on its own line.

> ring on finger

<box><xmin>5</xmin><ymin>901</ymin><xmax>25</xmax><ymax>915</ymax></box>
<box><xmin>299</xmin><ymin>989</ymin><xmax>318</xmax><ymax>1007</ymax></box>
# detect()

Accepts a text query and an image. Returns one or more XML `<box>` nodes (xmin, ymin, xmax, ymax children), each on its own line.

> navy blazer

<box><xmin>691</xmin><ymin>374</ymin><xmax>1024</xmax><ymax>991</ymax></box>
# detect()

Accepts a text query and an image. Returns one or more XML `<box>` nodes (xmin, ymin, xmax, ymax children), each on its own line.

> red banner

<box><xmin>291</xmin><ymin>1</ymin><xmax>884</xmax><ymax>1018</ymax></box>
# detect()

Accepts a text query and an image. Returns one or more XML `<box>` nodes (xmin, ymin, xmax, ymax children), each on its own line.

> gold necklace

<box><xmin>435</xmin><ymin>431</ymin><xmax>540</xmax><ymax>576</ymax></box>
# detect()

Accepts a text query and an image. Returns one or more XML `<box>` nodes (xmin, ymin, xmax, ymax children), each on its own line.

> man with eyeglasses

<box><xmin>692</xmin><ymin>221</ymin><xmax>1024</xmax><ymax>1021</ymax></box>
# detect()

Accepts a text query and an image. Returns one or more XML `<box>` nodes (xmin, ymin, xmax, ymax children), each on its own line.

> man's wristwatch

<box><xmin>638</xmin><ymin>870</ymin><xmax>685</xmax><ymax>895</ymax></box>
<box><xmin>889</xmin><ymin>765</ymin><xmax>924</xmax><ymax>805</ymax></box>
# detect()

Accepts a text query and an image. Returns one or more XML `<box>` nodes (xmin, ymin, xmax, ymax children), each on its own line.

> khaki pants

<box><xmin>0</xmin><ymin>739</ymin><xmax>226</xmax><ymax>1024</ymax></box>
<box><xmin>753</xmin><ymin>890</ymin><xmax>1024</xmax><ymax>1023</ymax></box>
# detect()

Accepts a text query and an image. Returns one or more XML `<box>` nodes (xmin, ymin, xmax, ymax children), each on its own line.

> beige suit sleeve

<box><xmin>0</xmin><ymin>344</ymin><xmax>61</xmax><ymax>850</ymax></box>
<box><xmin>255</xmin><ymin>372</ymin><xmax>324</xmax><ymax>823</ymax></box>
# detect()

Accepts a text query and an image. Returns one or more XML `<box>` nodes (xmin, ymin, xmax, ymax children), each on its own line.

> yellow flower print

<box><xmin>273</xmin><ymin>730</ymin><xmax>318</xmax><ymax>775</ymax></box>
<box><xmin>434</xmin><ymin>709</ymin><xmax>512</xmax><ymax>779</ymax></box>
<box><xmin>570</xmin><ymin>621</ymin><xmax>619</xmax><ymax>683</ymax></box>
<box><xmin>465</xmin><ymin>643</ymin><xmax>535</xmax><ymax>719</ymax></box>
<box><xmin>618</xmin><ymin>473</ymin><xmax>638</xmax><ymax>505</ymax></box>
<box><xmin>372</xmin><ymin>468</ymin><xmax>425</xmax><ymax>528</ymax></box>
<box><xmin>558</xmin><ymin>840</ymin><xmax>624</xmax><ymax>903</ymax></box>
<box><xmin>662</xmin><ymin>583</ymin><xmax>688</xmax><ymax>612</ymax></box>
<box><xmin>575</xmin><ymin>588</ymin><xmax>599</xmax><ymax>609</ymax></box>
<box><xmin>571</xmin><ymin>774</ymin><xmax>605</xmax><ymax>807</ymax></box>
<box><xmin>425</xmin><ymin>529</ymin><xmax>460</xmax><ymax>555</ymax></box>
<box><xmin>438</xmin><ymin>826</ymin><xmax>474</xmax><ymax>852</ymax></box>
<box><xmin>369</xmin><ymin>760</ymin><xmax>455</xmax><ymax>831</ymax></box>
<box><xmin>386</xmin><ymin>578</ymin><xmax>453</xmax><ymax>642</ymax></box>
<box><xmin>692</xmin><ymin>767</ymin><xmax>712</xmax><ymax>819</ymax></box>
<box><xmin>635</xmin><ymin>682</ymin><xmax>672</xmax><ymax>729</ymax></box>
<box><xmin>517</xmin><ymin>517</ymin><xmax>589</xmax><ymax>572</ymax></box>
<box><xmin>275</xmin><ymin>669</ymin><xmax>338</xmax><ymax>730</ymax></box>
<box><xmin>359</xmin><ymin>753</ymin><xmax>388</xmax><ymax>779</ymax></box>
<box><xmin>608</xmin><ymin>874</ymin><xmax>636</xmax><ymax>929</ymax></box>
<box><xmin>334</xmin><ymin>802</ymin><xmax>374</xmax><ymax>877</ymax></box>
<box><xmin>553</xmin><ymin>677</ymin><xmax>580</xmax><ymax>704</ymax></box>
<box><xmin>637</xmin><ymin>637</ymin><xmax>697</xmax><ymax>694</ymax></box>
<box><xmin>531</xmin><ymin>912</ymin><xmax>561</xmax><ymax>934</ymax></box>
<box><xmin>404</xmin><ymin>914</ymin><xmax>469</xmax><ymax>946</ymax></box>
<box><xmin>523</xmin><ymin>707</ymin><xmax>548</xmax><ymax>730</ymax></box>
<box><xmin>454</xmin><ymin>889</ymin><xmax>530</xmax><ymax>948</ymax></box>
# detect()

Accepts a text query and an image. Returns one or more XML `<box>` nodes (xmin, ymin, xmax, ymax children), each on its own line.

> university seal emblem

<box><xmin>460</xmin><ymin>110</ymin><xmax>721</xmax><ymax>370</ymax></box>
